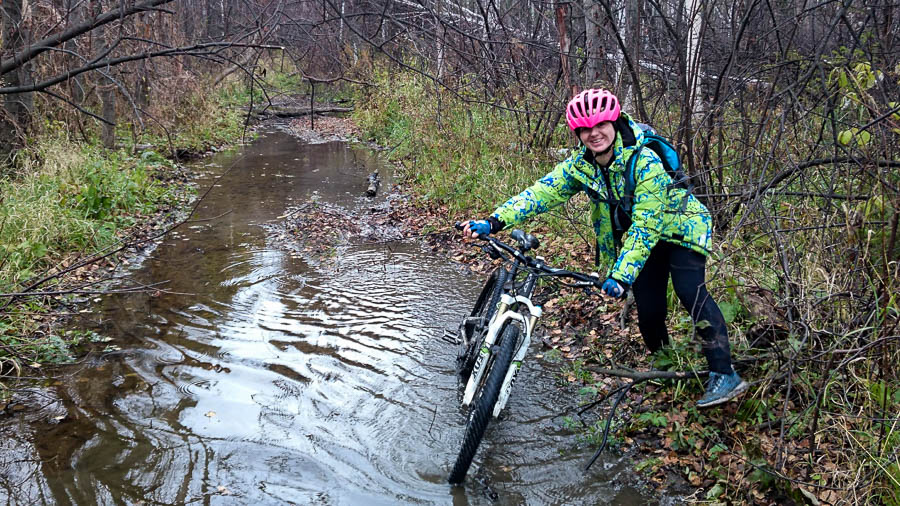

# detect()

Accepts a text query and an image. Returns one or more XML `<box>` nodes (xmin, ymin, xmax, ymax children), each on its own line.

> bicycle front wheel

<box><xmin>457</xmin><ymin>267</ymin><xmax>508</xmax><ymax>381</ymax></box>
<box><xmin>448</xmin><ymin>322</ymin><xmax>519</xmax><ymax>484</ymax></box>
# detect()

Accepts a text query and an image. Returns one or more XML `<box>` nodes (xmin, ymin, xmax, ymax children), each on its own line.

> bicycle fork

<box><xmin>493</xmin><ymin>296</ymin><xmax>541</xmax><ymax>416</ymax></box>
<box><xmin>462</xmin><ymin>294</ymin><xmax>542</xmax><ymax>416</ymax></box>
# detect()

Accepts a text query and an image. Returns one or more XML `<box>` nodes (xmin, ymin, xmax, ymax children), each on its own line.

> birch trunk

<box><xmin>684</xmin><ymin>0</ymin><xmax>705</xmax><ymax>117</ymax></box>
<box><xmin>617</xmin><ymin>0</ymin><xmax>642</xmax><ymax>112</ymax></box>
<box><xmin>435</xmin><ymin>0</ymin><xmax>445</xmax><ymax>80</ymax></box>
<box><xmin>612</xmin><ymin>0</ymin><xmax>626</xmax><ymax>88</ymax></box>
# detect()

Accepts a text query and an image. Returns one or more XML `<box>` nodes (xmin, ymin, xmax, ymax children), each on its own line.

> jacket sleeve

<box><xmin>610</xmin><ymin>150</ymin><xmax>683</xmax><ymax>285</ymax></box>
<box><xmin>491</xmin><ymin>159</ymin><xmax>584</xmax><ymax>227</ymax></box>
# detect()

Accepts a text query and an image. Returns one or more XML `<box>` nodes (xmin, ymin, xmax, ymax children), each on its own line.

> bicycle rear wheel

<box><xmin>448</xmin><ymin>322</ymin><xmax>519</xmax><ymax>484</ymax></box>
<box><xmin>457</xmin><ymin>267</ymin><xmax>507</xmax><ymax>381</ymax></box>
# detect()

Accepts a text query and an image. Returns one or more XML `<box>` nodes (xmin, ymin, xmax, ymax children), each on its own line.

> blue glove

<box><xmin>467</xmin><ymin>220</ymin><xmax>492</xmax><ymax>237</ymax></box>
<box><xmin>601</xmin><ymin>278</ymin><xmax>625</xmax><ymax>298</ymax></box>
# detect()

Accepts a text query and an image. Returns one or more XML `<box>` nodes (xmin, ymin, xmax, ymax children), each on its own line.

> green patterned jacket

<box><xmin>491</xmin><ymin>114</ymin><xmax>713</xmax><ymax>285</ymax></box>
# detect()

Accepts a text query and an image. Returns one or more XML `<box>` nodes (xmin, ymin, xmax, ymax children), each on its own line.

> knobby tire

<box><xmin>448</xmin><ymin>322</ymin><xmax>519</xmax><ymax>484</ymax></box>
<box><xmin>457</xmin><ymin>267</ymin><xmax>507</xmax><ymax>381</ymax></box>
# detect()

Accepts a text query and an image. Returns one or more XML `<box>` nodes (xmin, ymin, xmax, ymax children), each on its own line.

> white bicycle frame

<box><xmin>461</xmin><ymin>291</ymin><xmax>543</xmax><ymax>417</ymax></box>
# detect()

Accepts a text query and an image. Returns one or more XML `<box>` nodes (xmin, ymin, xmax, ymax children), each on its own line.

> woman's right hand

<box><xmin>462</xmin><ymin>220</ymin><xmax>492</xmax><ymax>239</ymax></box>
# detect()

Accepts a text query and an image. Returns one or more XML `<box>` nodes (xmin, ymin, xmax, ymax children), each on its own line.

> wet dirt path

<box><xmin>0</xmin><ymin>130</ymin><xmax>656</xmax><ymax>505</ymax></box>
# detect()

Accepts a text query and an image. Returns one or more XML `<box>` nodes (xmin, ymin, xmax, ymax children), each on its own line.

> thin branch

<box><xmin>0</xmin><ymin>0</ymin><xmax>176</xmax><ymax>76</ymax></box>
<box><xmin>0</xmin><ymin>43</ymin><xmax>284</xmax><ymax>95</ymax></box>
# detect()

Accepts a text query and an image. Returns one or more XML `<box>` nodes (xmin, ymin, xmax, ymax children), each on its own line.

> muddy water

<box><xmin>0</xmin><ymin>131</ymin><xmax>656</xmax><ymax>505</ymax></box>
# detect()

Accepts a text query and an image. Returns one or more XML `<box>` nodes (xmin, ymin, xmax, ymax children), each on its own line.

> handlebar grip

<box><xmin>454</xmin><ymin>221</ymin><xmax>465</xmax><ymax>231</ymax></box>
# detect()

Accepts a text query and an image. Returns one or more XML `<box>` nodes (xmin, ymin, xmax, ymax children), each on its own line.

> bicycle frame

<box><xmin>461</xmin><ymin>281</ymin><xmax>543</xmax><ymax>417</ymax></box>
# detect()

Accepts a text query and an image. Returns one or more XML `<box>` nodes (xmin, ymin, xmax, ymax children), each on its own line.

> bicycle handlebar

<box><xmin>454</xmin><ymin>222</ymin><xmax>602</xmax><ymax>289</ymax></box>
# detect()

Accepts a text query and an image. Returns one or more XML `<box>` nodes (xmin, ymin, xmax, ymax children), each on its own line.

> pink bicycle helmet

<box><xmin>565</xmin><ymin>89</ymin><xmax>621</xmax><ymax>131</ymax></box>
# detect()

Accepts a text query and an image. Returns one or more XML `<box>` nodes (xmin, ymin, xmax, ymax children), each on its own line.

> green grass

<box><xmin>0</xmin><ymin>137</ymin><xmax>187</xmax><ymax>376</ymax></box>
<box><xmin>133</xmin><ymin>89</ymin><xmax>247</xmax><ymax>153</ymax></box>
<box><xmin>354</xmin><ymin>69</ymin><xmax>561</xmax><ymax>210</ymax></box>
<box><xmin>0</xmin><ymin>136</ymin><xmax>171</xmax><ymax>291</ymax></box>
<box><xmin>352</xmin><ymin>67</ymin><xmax>598</xmax><ymax>267</ymax></box>
<box><xmin>0</xmin><ymin>63</ymin><xmax>256</xmax><ymax>375</ymax></box>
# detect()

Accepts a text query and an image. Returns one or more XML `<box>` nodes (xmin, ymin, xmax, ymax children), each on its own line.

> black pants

<box><xmin>630</xmin><ymin>241</ymin><xmax>733</xmax><ymax>374</ymax></box>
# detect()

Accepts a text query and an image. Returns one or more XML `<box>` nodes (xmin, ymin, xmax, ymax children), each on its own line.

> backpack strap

<box><xmin>622</xmin><ymin>137</ymin><xmax>694</xmax><ymax>215</ymax></box>
<box><xmin>622</xmin><ymin>146</ymin><xmax>641</xmax><ymax>215</ymax></box>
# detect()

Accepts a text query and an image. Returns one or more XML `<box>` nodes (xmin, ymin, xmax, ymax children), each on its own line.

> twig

<box><xmin>618</xmin><ymin>292</ymin><xmax>633</xmax><ymax>329</ymax></box>
<box><xmin>583</xmin><ymin>383</ymin><xmax>633</xmax><ymax>472</ymax></box>
<box><xmin>578</xmin><ymin>365</ymin><xmax>709</xmax><ymax>472</ymax></box>
<box><xmin>576</xmin><ymin>382</ymin><xmax>631</xmax><ymax>417</ymax></box>
<box><xmin>587</xmin><ymin>366</ymin><xmax>709</xmax><ymax>381</ymax></box>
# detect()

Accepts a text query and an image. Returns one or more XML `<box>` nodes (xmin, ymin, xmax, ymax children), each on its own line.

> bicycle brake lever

<box><xmin>483</xmin><ymin>243</ymin><xmax>502</xmax><ymax>259</ymax></box>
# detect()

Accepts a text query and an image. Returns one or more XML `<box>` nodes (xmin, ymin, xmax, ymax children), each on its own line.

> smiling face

<box><xmin>578</xmin><ymin>121</ymin><xmax>616</xmax><ymax>156</ymax></box>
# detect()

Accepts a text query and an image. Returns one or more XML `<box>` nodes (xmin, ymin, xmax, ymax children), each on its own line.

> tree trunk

<box><xmin>207</xmin><ymin>0</ymin><xmax>223</xmax><ymax>40</ymax></box>
<box><xmin>583</xmin><ymin>0</ymin><xmax>602</xmax><ymax>87</ymax></box>
<box><xmin>684</xmin><ymin>0</ymin><xmax>705</xmax><ymax>117</ymax></box>
<box><xmin>612</xmin><ymin>0</ymin><xmax>626</xmax><ymax>89</ymax></box>
<box><xmin>555</xmin><ymin>3</ymin><xmax>577</xmax><ymax>97</ymax></box>
<box><xmin>339</xmin><ymin>0</ymin><xmax>346</xmax><ymax>46</ymax></box>
<box><xmin>680</xmin><ymin>0</ymin><xmax>706</xmax><ymax>176</ymax></box>
<box><xmin>63</xmin><ymin>1</ymin><xmax>86</xmax><ymax>106</ymax></box>
<box><xmin>136</xmin><ymin>59</ymin><xmax>150</xmax><ymax>111</ymax></box>
<box><xmin>434</xmin><ymin>0</ymin><xmax>445</xmax><ymax>80</ymax></box>
<box><xmin>100</xmin><ymin>83</ymin><xmax>117</xmax><ymax>148</ymax></box>
<box><xmin>1</xmin><ymin>0</ymin><xmax>33</xmax><ymax>151</ymax></box>
<box><xmin>617</xmin><ymin>0</ymin><xmax>642</xmax><ymax>112</ymax></box>
<box><xmin>95</xmin><ymin>11</ymin><xmax>117</xmax><ymax>149</ymax></box>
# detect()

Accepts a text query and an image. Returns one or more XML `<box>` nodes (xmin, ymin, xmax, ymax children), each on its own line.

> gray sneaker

<box><xmin>697</xmin><ymin>371</ymin><xmax>748</xmax><ymax>408</ymax></box>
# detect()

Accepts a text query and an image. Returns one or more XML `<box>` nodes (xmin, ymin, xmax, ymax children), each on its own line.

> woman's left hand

<box><xmin>601</xmin><ymin>278</ymin><xmax>625</xmax><ymax>298</ymax></box>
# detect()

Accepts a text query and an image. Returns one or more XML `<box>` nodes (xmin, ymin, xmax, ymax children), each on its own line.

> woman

<box><xmin>462</xmin><ymin>88</ymin><xmax>747</xmax><ymax>407</ymax></box>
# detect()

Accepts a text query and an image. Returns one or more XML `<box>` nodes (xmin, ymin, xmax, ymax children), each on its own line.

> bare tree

<box><xmin>0</xmin><ymin>0</ymin><xmax>33</xmax><ymax>147</ymax></box>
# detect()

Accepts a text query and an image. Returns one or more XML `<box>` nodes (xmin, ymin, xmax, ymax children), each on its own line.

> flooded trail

<box><xmin>0</xmin><ymin>130</ymin><xmax>655</xmax><ymax>505</ymax></box>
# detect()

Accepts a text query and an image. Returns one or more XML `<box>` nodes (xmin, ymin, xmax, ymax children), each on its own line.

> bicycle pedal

<box><xmin>441</xmin><ymin>329</ymin><xmax>460</xmax><ymax>345</ymax></box>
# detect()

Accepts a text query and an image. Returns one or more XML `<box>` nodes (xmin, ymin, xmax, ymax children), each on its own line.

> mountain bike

<box><xmin>448</xmin><ymin>225</ymin><xmax>603</xmax><ymax>484</ymax></box>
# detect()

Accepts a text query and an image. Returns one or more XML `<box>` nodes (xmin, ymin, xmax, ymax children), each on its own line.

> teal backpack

<box><xmin>621</xmin><ymin>123</ymin><xmax>693</xmax><ymax>218</ymax></box>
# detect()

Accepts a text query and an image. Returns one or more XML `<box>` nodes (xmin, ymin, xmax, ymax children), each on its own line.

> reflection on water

<box><xmin>0</xmin><ymin>132</ymin><xmax>655</xmax><ymax>505</ymax></box>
